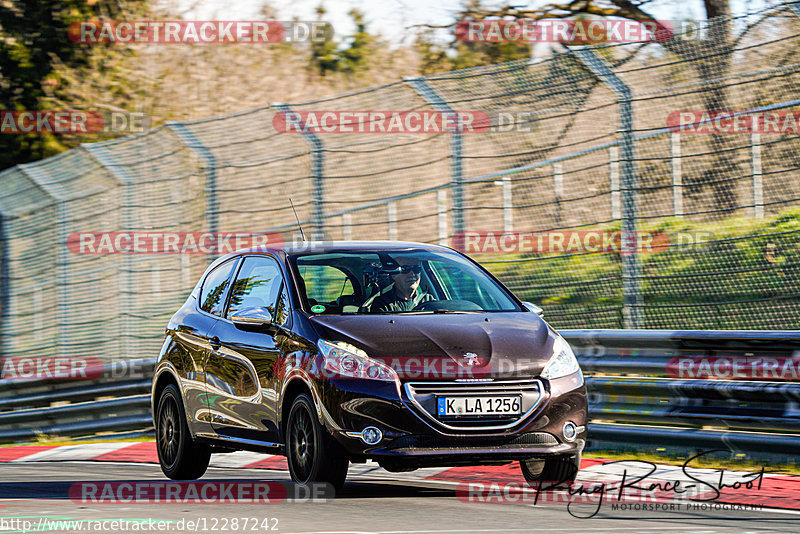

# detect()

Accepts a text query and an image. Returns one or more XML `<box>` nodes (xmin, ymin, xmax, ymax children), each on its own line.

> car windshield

<box><xmin>289</xmin><ymin>249</ymin><xmax>521</xmax><ymax>314</ymax></box>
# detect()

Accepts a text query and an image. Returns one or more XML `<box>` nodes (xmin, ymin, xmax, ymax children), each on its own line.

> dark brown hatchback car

<box><xmin>151</xmin><ymin>242</ymin><xmax>587</xmax><ymax>491</ymax></box>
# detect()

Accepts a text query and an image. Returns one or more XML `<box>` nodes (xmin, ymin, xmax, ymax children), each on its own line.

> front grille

<box><xmin>384</xmin><ymin>432</ymin><xmax>558</xmax><ymax>451</ymax></box>
<box><xmin>403</xmin><ymin>378</ymin><xmax>545</xmax><ymax>431</ymax></box>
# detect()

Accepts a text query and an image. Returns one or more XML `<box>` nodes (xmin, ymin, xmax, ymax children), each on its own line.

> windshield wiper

<box><xmin>355</xmin><ymin>310</ymin><xmax>484</xmax><ymax>315</ymax></box>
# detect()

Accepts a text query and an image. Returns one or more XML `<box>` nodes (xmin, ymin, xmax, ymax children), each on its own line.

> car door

<box><xmin>204</xmin><ymin>254</ymin><xmax>291</xmax><ymax>444</ymax></box>
<box><xmin>179</xmin><ymin>257</ymin><xmax>239</xmax><ymax>428</ymax></box>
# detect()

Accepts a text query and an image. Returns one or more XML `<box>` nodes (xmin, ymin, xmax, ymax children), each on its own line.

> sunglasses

<box><xmin>399</xmin><ymin>265</ymin><xmax>422</xmax><ymax>275</ymax></box>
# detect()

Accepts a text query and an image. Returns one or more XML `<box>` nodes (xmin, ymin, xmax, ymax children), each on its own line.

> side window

<box><xmin>274</xmin><ymin>282</ymin><xmax>290</xmax><ymax>325</ymax></box>
<box><xmin>199</xmin><ymin>259</ymin><xmax>237</xmax><ymax>316</ymax></box>
<box><xmin>227</xmin><ymin>256</ymin><xmax>289</xmax><ymax>325</ymax></box>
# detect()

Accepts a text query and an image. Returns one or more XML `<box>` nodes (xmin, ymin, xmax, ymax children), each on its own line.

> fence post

<box><xmin>342</xmin><ymin>213</ymin><xmax>352</xmax><ymax>241</ymax></box>
<box><xmin>503</xmin><ymin>177</ymin><xmax>512</xmax><ymax>233</ymax></box>
<box><xmin>609</xmin><ymin>146</ymin><xmax>621</xmax><ymax>219</ymax></box>
<box><xmin>82</xmin><ymin>145</ymin><xmax>135</xmax><ymax>359</ymax></box>
<box><xmin>405</xmin><ymin>77</ymin><xmax>465</xmax><ymax>247</ymax></box>
<box><xmin>272</xmin><ymin>104</ymin><xmax>326</xmax><ymax>240</ymax></box>
<box><xmin>553</xmin><ymin>162</ymin><xmax>564</xmax><ymax>202</ymax></box>
<box><xmin>388</xmin><ymin>202</ymin><xmax>398</xmax><ymax>240</ymax></box>
<box><xmin>181</xmin><ymin>255</ymin><xmax>190</xmax><ymax>288</ymax></box>
<box><xmin>167</xmin><ymin>123</ymin><xmax>220</xmax><ymax>251</ymax></box>
<box><xmin>437</xmin><ymin>190</ymin><xmax>448</xmax><ymax>246</ymax></box>
<box><xmin>671</xmin><ymin>132</ymin><xmax>683</xmax><ymax>217</ymax></box>
<box><xmin>493</xmin><ymin>177</ymin><xmax>513</xmax><ymax>233</ymax></box>
<box><xmin>572</xmin><ymin>48</ymin><xmax>641</xmax><ymax>328</ymax></box>
<box><xmin>553</xmin><ymin>162</ymin><xmax>564</xmax><ymax>225</ymax></box>
<box><xmin>751</xmin><ymin>132</ymin><xmax>763</xmax><ymax>219</ymax></box>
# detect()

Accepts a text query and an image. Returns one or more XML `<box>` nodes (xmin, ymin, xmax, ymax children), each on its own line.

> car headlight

<box><xmin>541</xmin><ymin>335</ymin><xmax>582</xmax><ymax>380</ymax></box>
<box><xmin>318</xmin><ymin>340</ymin><xmax>398</xmax><ymax>382</ymax></box>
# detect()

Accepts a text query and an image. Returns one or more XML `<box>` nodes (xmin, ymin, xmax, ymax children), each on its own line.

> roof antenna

<box><xmin>289</xmin><ymin>198</ymin><xmax>306</xmax><ymax>242</ymax></box>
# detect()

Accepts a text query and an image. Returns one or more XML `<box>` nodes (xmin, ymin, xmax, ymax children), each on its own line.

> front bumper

<box><xmin>316</xmin><ymin>371</ymin><xmax>588</xmax><ymax>465</ymax></box>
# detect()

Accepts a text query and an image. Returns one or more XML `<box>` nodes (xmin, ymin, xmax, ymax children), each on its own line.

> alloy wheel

<box><xmin>289</xmin><ymin>405</ymin><xmax>315</xmax><ymax>482</ymax></box>
<box><xmin>158</xmin><ymin>395</ymin><xmax>180</xmax><ymax>468</ymax></box>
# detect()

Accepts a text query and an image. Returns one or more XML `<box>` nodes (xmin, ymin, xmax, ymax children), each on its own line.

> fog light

<box><xmin>361</xmin><ymin>426</ymin><xmax>382</xmax><ymax>445</ymax></box>
<box><xmin>562</xmin><ymin>421</ymin><xmax>578</xmax><ymax>442</ymax></box>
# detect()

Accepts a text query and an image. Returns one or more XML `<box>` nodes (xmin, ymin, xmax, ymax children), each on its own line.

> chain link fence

<box><xmin>1</xmin><ymin>2</ymin><xmax>800</xmax><ymax>366</ymax></box>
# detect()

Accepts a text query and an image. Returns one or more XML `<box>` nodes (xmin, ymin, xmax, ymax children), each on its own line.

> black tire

<box><xmin>156</xmin><ymin>383</ymin><xmax>211</xmax><ymax>480</ymax></box>
<box><xmin>521</xmin><ymin>452</ymin><xmax>581</xmax><ymax>486</ymax></box>
<box><xmin>285</xmin><ymin>393</ymin><xmax>349</xmax><ymax>492</ymax></box>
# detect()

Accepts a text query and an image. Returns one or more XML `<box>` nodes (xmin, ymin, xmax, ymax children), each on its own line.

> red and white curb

<box><xmin>1</xmin><ymin>442</ymin><xmax>798</xmax><ymax>510</ymax></box>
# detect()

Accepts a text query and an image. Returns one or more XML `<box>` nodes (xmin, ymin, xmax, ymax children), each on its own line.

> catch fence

<box><xmin>1</xmin><ymin>3</ymin><xmax>800</xmax><ymax>365</ymax></box>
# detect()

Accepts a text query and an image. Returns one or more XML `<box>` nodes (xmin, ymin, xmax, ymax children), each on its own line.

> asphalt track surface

<box><xmin>0</xmin><ymin>462</ymin><xmax>798</xmax><ymax>533</ymax></box>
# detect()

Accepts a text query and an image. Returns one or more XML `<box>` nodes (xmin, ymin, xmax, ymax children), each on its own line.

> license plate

<box><xmin>437</xmin><ymin>396</ymin><xmax>521</xmax><ymax>417</ymax></box>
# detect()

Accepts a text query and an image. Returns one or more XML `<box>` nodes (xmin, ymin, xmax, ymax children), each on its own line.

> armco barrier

<box><xmin>0</xmin><ymin>331</ymin><xmax>798</xmax><ymax>462</ymax></box>
<box><xmin>0</xmin><ymin>358</ymin><xmax>155</xmax><ymax>442</ymax></box>
<box><xmin>568</xmin><ymin>329</ymin><xmax>800</xmax><ymax>379</ymax></box>
<box><xmin>568</xmin><ymin>330</ymin><xmax>800</xmax><ymax>460</ymax></box>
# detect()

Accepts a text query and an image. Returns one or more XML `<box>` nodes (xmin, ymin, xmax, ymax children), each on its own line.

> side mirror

<box><xmin>522</xmin><ymin>302</ymin><xmax>544</xmax><ymax>316</ymax></box>
<box><xmin>231</xmin><ymin>306</ymin><xmax>273</xmax><ymax>329</ymax></box>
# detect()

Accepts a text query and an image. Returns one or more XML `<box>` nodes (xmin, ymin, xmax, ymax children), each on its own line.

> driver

<box><xmin>372</xmin><ymin>257</ymin><xmax>435</xmax><ymax>312</ymax></box>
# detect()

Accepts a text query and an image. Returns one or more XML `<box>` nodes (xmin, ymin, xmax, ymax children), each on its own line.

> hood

<box><xmin>309</xmin><ymin>312</ymin><xmax>554</xmax><ymax>379</ymax></box>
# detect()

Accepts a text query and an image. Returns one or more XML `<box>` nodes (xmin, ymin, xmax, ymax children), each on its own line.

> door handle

<box><xmin>210</xmin><ymin>336</ymin><xmax>221</xmax><ymax>351</ymax></box>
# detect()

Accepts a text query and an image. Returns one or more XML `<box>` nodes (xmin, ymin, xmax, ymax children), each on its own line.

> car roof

<box><xmin>243</xmin><ymin>240</ymin><xmax>454</xmax><ymax>256</ymax></box>
<box><xmin>206</xmin><ymin>241</ymin><xmax>456</xmax><ymax>269</ymax></box>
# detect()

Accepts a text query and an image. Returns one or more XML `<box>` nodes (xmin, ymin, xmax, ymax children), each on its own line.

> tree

<box><xmin>451</xmin><ymin>0</ymin><xmax>742</xmax><ymax>213</ymax></box>
<box><xmin>416</xmin><ymin>0</ymin><xmax>530</xmax><ymax>74</ymax></box>
<box><xmin>0</xmin><ymin>0</ymin><xmax>149</xmax><ymax>170</ymax></box>
<box><xmin>340</xmin><ymin>9</ymin><xmax>376</xmax><ymax>75</ymax></box>
<box><xmin>309</xmin><ymin>7</ymin><xmax>379</xmax><ymax>78</ymax></box>
<box><xmin>309</xmin><ymin>5</ymin><xmax>340</xmax><ymax>76</ymax></box>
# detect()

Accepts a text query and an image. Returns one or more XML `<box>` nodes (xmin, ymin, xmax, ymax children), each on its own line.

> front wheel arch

<box><xmin>284</xmin><ymin>393</ymin><xmax>348</xmax><ymax>491</ymax></box>
<box><xmin>280</xmin><ymin>378</ymin><xmax>315</xmax><ymax>442</ymax></box>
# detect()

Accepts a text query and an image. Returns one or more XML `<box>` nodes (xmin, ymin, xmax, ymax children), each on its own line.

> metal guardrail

<box><xmin>564</xmin><ymin>330</ymin><xmax>800</xmax><ymax>459</ymax></box>
<box><xmin>565</xmin><ymin>329</ymin><xmax>800</xmax><ymax>351</ymax></box>
<box><xmin>0</xmin><ymin>359</ymin><xmax>156</xmax><ymax>442</ymax></box>
<box><xmin>0</xmin><ymin>331</ymin><xmax>798</xmax><ymax>461</ymax></box>
<box><xmin>0</xmin><ymin>379</ymin><xmax>152</xmax><ymax>411</ymax></box>
<box><xmin>588</xmin><ymin>423</ymin><xmax>800</xmax><ymax>455</ymax></box>
<box><xmin>567</xmin><ymin>330</ymin><xmax>800</xmax><ymax>378</ymax></box>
